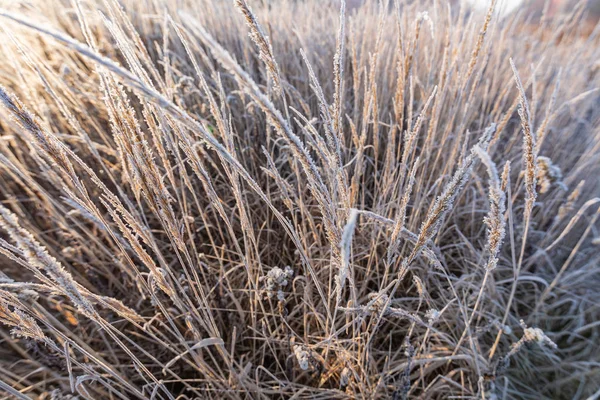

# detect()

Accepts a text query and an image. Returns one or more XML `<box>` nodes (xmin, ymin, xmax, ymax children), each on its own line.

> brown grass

<box><xmin>0</xmin><ymin>0</ymin><xmax>599</xmax><ymax>399</ymax></box>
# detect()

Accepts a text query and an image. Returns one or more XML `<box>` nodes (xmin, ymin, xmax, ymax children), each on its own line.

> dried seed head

<box><xmin>510</xmin><ymin>59</ymin><xmax>537</xmax><ymax>218</ymax></box>
<box><xmin>417</xmin><ymin>11</ymin><xmax>434</xmax><ymax>38</ymax></box>
<box><xmin>261</xmin><ymin>266</ymin><xmax>293</xmax><ymax>301</ymax></box>
<box><xmin>557</xmin><ymin>180</ymin><xmax>585</xmax><ymax>221</ymax></box>
<box><xmin>235</xmin><ymin>0</ymin><xmax>282</xmax><ymax>95</ymax></box>
<box><xmin>0</xmin><ymin>205</ymin><xmax>96</xmax><ymax>318</ymax></box>
<box><xmin>0</xmin><ymin>293</ymin><xmax>46</xmax><ymax>342</ymax></box>
<box><xmin>152</xmin><ymin>268</ymin><xmax>174</xmax><ymax>297</ymax></box>
<box><xmin>413</xmin><ymin>276</ymin><xmax>424</xmax><ymax>299</ymax></box>
<box><xmin>293</xmin><ymin>344</ymin><xmax>311</xmax><ymax>370</ymax></box>
<box><xmin>520</xmin><ymin>320</ymin><xmax>557</xmax><ymax>349</ymax></box>
<box><xmin>367</xmin><ymin>292</ymin><xmax>390</xmax><ymax>312</ymax></box>
<box><xmin>501</xmin><ymin>161</ymin><xmax>511</xmax><ymax>192</ymax></box>
<box><xmin>536</xmin><ymin>156</ymin><xmax>566</xmax><ymax>194</ymax></box>
<box><xmin>507</xmin><ymin>320</ymin><xmax>558</xmax><ymax>359</ymax></box>
<box><xmin>475</xmin><ymin>146</ymin><xmax>507</xmax><ymax>272</ymax></box>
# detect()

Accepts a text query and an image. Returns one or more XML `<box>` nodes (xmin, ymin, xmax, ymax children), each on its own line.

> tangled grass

<box><xmin>0</xmin><ymin>0</ymin><xmax>599</xmax><ymax>398</ymax></box>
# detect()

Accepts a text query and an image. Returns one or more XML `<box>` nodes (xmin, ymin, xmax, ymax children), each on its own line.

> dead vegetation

<box><xmin>0</xmin><ymin>0</ymin><xmax>599</xmax><ymax>398</ymax></box>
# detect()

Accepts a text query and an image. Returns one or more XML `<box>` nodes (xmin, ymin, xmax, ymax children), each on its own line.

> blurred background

<box><xmin>333</xmin><ymin>0</ymin><xmax>600</xmax><ymax>38</ymax></box>
<box><xmin>344</xmin><ymin>0</ymin><xmax>600</xmax><ymax>23</ymax></box>
<box><xmin>466</xmin><ymin>0</ymin><xmax>600</xmax><ymax>18</ymax></box>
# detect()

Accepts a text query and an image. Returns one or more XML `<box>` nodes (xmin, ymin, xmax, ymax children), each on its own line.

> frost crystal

<box><xmin>260</xmin><ymin>266</ymin><xmax>293</xmax><ymax>301</ymax></box>
<box><xmin>293</xmin><ymin>345</ymin><xmax>310</xmax><ymax>370</ymax></box>
<box><xmin>425</xmin><ymin>309</ymin><xmax>440</xmax><ymax>324</ymax></box>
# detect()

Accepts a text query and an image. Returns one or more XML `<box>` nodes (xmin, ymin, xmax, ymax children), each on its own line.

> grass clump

<box><xmin>0</xmin><ymin>0</ymin><xmax>599</xmax><ymax>398</ymax></box>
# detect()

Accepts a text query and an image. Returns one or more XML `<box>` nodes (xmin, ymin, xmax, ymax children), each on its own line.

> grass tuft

<box><xmin>0</xmin><ymin>0</ymin><xmax>599</xmax><ymax>398</ymax></box>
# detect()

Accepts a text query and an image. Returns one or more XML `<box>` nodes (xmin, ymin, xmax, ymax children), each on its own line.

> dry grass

<box><xmin>0</xmin><ymin>0</ymin><xmax>599</xmax><ymax>398</ymax></box>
